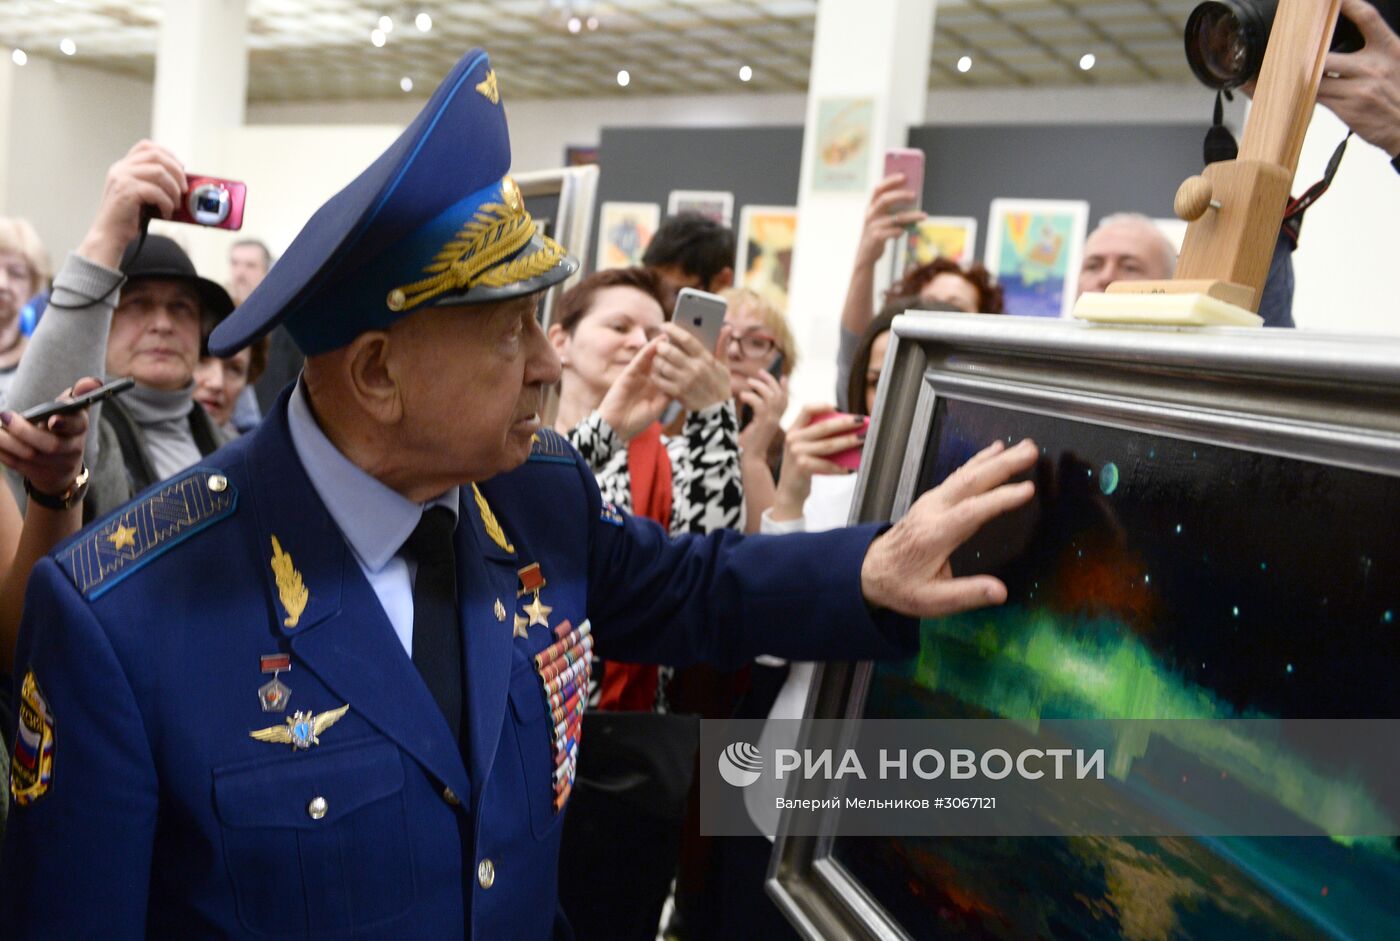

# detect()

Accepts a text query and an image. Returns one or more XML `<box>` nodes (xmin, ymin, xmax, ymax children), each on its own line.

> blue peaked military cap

<box><xmin>209</xmin><ymin>49</ymin><xmax>576</xmax><ymax>358</ymax></box>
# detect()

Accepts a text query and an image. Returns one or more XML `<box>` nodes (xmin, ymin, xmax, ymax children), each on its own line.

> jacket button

<box><xmin>477</xmin><ymin>858</ymin><xmax>495</xmax><ymax>889</ymax></box>
<box><xmin>442</xmin><ymin>786</ymin><xmax>461</xmax><ymax>806</ymax></box>
<box><xmin>307</xmin><ymin>796</ymin><xmax>328</xmax><ymax>820</ymax></box>
<box><xmin>207</xmin><ymin>474</ymin><xmax>228</xmax><ymax>493</ymax></box>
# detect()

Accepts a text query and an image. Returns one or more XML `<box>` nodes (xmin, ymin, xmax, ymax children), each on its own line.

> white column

<box><xmin>152</xmin><ymin>0</ymin><xmax>248</xmax><ymax>165</ymax></box>
<box><xmin>785</xmin><ymin>0</ymin><xmax>936</xmax><ymax>414</ymax></box>
<box><xmin>150</xmin><ymin>0</ymin><xmax>249</xmax><ymax>282</ymax></box>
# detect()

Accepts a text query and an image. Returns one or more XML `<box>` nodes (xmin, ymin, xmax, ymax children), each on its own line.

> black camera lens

<box><xmin>1185</xmin><ymin>0</ymin><xmax>1276</xmax><ymax>90</ymax></box>
<box><xmin>189</xmin><ymin>183</ymin><xmax>230</xmax><ymax>226</ymax></box>
<box><xmin>1185</xmin><ymin>0</ymin><xmax>1400</xmax><ymax>91</ymax></box>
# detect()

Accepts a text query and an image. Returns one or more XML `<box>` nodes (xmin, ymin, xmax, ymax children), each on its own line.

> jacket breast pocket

<box><xmin>507</xmin><ymin>659</ymin><xmax>568</xmax><ymax>840</ymax></box>
<box><xmin>213</xmin><ymin>739</ymin><xmax>415</xmax><ymax>936</ymax></box>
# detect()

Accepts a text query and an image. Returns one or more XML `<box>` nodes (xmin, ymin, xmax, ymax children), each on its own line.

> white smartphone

<box><xmin>672</xmin><ymin>287</ymin><xmax>728</xmax><ymax>355</ymax></box>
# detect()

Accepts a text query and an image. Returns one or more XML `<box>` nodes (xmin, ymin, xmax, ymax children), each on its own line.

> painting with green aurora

<box><xmin>834</xmin><ymin>397</ymin><xmax>1400</xmax><ymax>941</ymax></box>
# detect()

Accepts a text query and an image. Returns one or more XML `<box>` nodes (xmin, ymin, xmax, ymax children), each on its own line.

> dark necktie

<box><xmin>404</xmin><ymin>506</ymin><xmax>464</xmax><ymax>742</ymax></box>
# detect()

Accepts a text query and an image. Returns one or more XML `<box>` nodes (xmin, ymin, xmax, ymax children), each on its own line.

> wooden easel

<box><xmin>1102</xmin><ymin>0</ymin><xmax>1342</xmax><ymax>314</ymax></box>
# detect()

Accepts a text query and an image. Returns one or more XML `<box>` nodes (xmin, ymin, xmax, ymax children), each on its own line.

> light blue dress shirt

<box><xmin>286</xmin><ymin>382</ymin><xmax>458</xmax><ymax>657</ymax></box>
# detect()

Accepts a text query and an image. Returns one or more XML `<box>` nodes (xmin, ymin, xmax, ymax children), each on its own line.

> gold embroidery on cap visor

<box><xmin>476</xmin><ymin>69</ymin><xmax>500</xmax><ymax>105</ymax></box>
<box><xmin>385</xmin><ymin>192</ymin><xmax>566</xmax><ymax>312</ymax></box>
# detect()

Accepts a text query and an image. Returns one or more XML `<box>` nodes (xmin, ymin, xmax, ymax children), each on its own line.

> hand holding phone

<box><xmin>883</xmin><ymin>148</ymin><xmax>926</xmax><ymax>214</ymax></box>
<box><xmin>20</xmin><ymin>376</ymin><xmax>136</xmax><ymax>425</ymax></box>
<box><xmin>813</xmin><ymin>411</ymin><xmax>870</xmax><ymax>471</ymax></box>
<box><xmin>672</xmin><ymin>287</ymin><xmax>728</xmax><ymax>355</ymax></box>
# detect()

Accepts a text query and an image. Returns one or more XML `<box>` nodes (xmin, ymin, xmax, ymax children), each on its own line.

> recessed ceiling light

<box><xmin>415</xmin><ymin>12</ymin><xmax>432</xmax><ymax>32</ymax></box>
<box><xmin>371</xmin><ymin>28</ymin><xmax>386</xmax><ymax>47</ymax></box>
<box><xmin>379</xmin><ymin>15</ymin><xmax>394</xmax><ymax>32</ymax></box>
<box><xmin>616</xmin><ymin>69</ymin><xmax>630</xmax><ymax>87</ymax></box>
<box><xmin>957</xmin><ymin>55</ymin><xmax>972</xmax><ymax>73</ymax></box>
<box><xmin>586</xmin><ymin>16</ymin><xmax>599</xmax><ymax>31</ymax></box>
<box><xmin>1079</xmin><ymin>53</ymin><xmax>1096</xmax><ymax>70</ymax></box>
<box><xmin>11</xmin><ymin>49</ymin><xmax>27</xmax><ymax>66</ymax></box>
<box><xmin>567</xmin><ymin>16</ymin><xmax>581</xmax><ymax>33</ymax></box>
<box><xmin>400</xmin><ymin>76</ymin><xmax>414</xmax><ymax>92</ymax></box>
<box><xmin>738</xmin><ymin>65</ymin><xmax>752</xmax><ymax>82</ymax></box>
<box><xmin>59</xmin><ymin>37</ymin><xmax>76</xmax><ymax>56</ymax></box>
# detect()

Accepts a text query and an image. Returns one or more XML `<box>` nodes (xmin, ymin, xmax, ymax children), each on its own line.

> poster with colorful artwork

<box><xmin>812</xmin><ymin>98</ymin><xmax>874</xmax><ymax>192</ymax></box>
<box><xmin>667</xmin><ymin>190</ymin><xmax>734</xmax><ymax>228</ymax></box>
<box><xmin>595</xmin><ymin>201</ymin><xmax>660</xmax><ymax>271</ymax></box>
<box><xmin>736</xmin><ymin>205</ymin><xmax>798</xmax><ymax>313</ymax></box>
<box><xmin>984</xmin><ymin>199</ymin><xmax>1089</xmax><ymax>318</ymax></box>
<box><xmin>898</xmin><ymin>216</ymin><xmax>979</xmax><ymax>273</ymax></box>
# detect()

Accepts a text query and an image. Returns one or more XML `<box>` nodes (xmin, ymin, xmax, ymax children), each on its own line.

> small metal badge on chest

<box><xmin>257</xmin><ymin>653</ymin><xmax>293</xmax><ymax>713</ymax></box>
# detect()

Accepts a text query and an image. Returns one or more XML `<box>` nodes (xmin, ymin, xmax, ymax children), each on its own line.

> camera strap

<box><xmin>1281</xmin><ymin>133</ymin><xmax>1353</xmax><ymax>248</ymax></box>
<box><xmin>1203</xmin><ymin>90</ymin><xmax>1240</xmax><ymax>166</ymax></box>
<box><xmin>44</xmin><ymin>210</ymin><xmax>152</xmax><ymax>311</ymax></box>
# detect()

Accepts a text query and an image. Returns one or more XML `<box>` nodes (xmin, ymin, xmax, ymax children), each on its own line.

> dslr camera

<box><xmin>1185</xmin><ymin>0</ymin><xmax>1400</xmax><ymax>90</ymax></box>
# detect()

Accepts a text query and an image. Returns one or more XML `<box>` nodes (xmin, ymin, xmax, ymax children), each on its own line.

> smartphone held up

<box><xmin>883</xmin><ymin>148</ymin><xmax>925</xmax><ymax>213</ymax></box>
<box><xmin>813</xmin><ymin>410</ymin><xmax>870</xmax><ymax>472</ymax></box>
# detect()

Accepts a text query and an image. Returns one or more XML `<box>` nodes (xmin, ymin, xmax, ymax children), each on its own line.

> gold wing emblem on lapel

<box><xmin>270</xmin><ymin>535</ymin><xmax>309</xmax><ymax>628</ymax></box>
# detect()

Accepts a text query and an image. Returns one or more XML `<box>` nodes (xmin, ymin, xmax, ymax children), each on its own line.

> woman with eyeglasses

<box><xmin>548</xmin><ymin>267</ymin><xmax>741</xmax><ymax>941</ymax></box>
<box><xmin>719</xmin><ymin>287</ymin><xmax>798</xmax><ymax>534</ymax></box>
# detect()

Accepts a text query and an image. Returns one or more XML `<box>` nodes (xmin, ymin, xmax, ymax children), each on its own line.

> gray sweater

<box><xmin>5</xmin><ymin>252</ymin><xmax>225</xmax><ymax>519</ymax></box>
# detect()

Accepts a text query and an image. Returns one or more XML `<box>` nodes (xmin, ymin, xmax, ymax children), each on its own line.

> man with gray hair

<box><xmin>1075</xmin><ymin>212</ymin><xmax>1177</xmax><ymax>299</ymax></box>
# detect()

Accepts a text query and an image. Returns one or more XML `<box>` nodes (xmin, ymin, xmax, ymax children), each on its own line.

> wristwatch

<box><xmin>25</xmin><ymin>464</ymin><xmax>90</xmax><ymax>510</ymax></box>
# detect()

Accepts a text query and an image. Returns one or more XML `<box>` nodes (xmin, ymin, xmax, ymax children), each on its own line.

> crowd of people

<box><xmin>0</xmin><ymin>3</ymin><xmax>1395</xmax><ymax>936</ymax></box>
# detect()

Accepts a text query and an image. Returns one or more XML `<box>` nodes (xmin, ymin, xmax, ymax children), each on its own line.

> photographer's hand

<box><xmin>1318</xmin><ymin>0</ymin><xmax>1400</xmax><ymax>159</ymax></box>
<box><xmin>77</xmin><ymin>140</ymin><xmax>188</xmax><ymax>269</ymax></box>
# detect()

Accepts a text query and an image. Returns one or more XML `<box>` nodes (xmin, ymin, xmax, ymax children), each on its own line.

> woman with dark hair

<box><xmin>549</xmin><ymin>266</ymin><xmax>739</xmax><ymax>551</ymax></box>
<box><xmin>548</xmin><ymin>266</ymin><xmax>741</xmax><ymax>941</ymax></box>
<box><xmin>194</xmin><ymin>334</ymin><xmax>271</xmax><ymax>437</ymax></box>
<box><xmin>836</xmin><ymin>173</ymin><xmax>1004</xmax><ymax>408</ymax></box>
<box><xmin>890</xmin><ymin>256</ymin><xmax>1004</xmax><ymax>316</ymax></box>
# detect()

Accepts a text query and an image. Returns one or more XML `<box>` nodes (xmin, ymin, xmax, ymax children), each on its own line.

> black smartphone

<box><xmin>740</xmin><ymin>351</ymin><xmax>786</xmax><ymax>429</ymax></box>
<box><xmin>20</xmin><ymin>376</ymin><xmax>135</xmax><ymax>425</ymax></box>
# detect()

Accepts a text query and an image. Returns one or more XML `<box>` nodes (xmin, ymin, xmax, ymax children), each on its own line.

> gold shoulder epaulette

<box><xmin>55</xmin><ymin>468</ymin><xmax>238</xmax><ymax>600</ymax></box>
<box><xmin>528</xmin><ymin>428</ymin><xmax>576</xmax><ymax>465</ymax></box>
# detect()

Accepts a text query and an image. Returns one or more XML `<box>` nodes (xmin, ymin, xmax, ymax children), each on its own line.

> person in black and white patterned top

<box><xmin>548</xmin><ymin>267</ymin><xmax>741</xmax><ymax>537</ymax></box>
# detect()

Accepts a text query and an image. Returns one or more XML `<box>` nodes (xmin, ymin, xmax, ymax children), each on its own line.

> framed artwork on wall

<box><xmin>595</xmin><ymin>201</ymin><xmax>660</xmax><ymax>271</ymax></box>
<box><xmin>812</xmin><ymin>97</ymin><xmax>875</xmax><ymax>192</ymax></box>
<box><xmin>666</xmin><ymin>190</ymin><xmax>734</xmax><ymax>228</ymax></box>
<box><xmin>736</xmin><ymin>204</ymin><xmax>798</xmax><ymax>313</ymax></box>
<box><xmin>896</xmin><ymin>215</ymin><xmax>979</xmax><ymax>276</ymax></box>
<box><xmin>984</xmin><ymin>198</ymin><xmax>1089</xmax><ymax>318</ymax></box>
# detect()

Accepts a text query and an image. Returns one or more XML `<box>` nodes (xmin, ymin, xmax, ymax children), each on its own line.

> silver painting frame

<box><xmin>514</xmin><ymin>164</ymin><xmax>598</xmax><ymax>329</ymax></box>
<box><xmin>767</xmin><ymin>312</ymin><xmax>1400</xmax><ymax>941</ymax></box>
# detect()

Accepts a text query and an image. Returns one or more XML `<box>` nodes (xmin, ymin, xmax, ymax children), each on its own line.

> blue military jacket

<box><xmin>1</xmin><ymin>396</ymin><xmax>913</xmax><ymax>939</ymax></box>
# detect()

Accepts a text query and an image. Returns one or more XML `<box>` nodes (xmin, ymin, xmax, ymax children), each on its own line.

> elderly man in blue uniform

<box><xmin>1</xmin><ymin>50</ymin><xmax>1038</xmax><ymax>939</ymax></box>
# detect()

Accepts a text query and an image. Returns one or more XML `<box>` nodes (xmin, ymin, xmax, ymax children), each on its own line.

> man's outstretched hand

<box><xmin>861</xmin><ymin>438</ymin><xmax>1037</xmax><ymax>619</ymax></box>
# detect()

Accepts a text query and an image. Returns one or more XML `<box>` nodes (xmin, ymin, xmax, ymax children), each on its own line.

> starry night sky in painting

<box><xmin>833</xmin><ymin>397</ymin><xmax>1400</xmax><ymax>941</ymax></box>
<box><xmin>924</xmin><ymin>397</ymin><xmax>1400</xmax><ymax>720</ymax></box>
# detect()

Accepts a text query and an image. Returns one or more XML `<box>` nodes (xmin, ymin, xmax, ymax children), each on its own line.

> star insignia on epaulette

<box><xmin>107</xmin><ymin>523</ymin><xmax>137</xmax><ymax>550</ymax></box>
